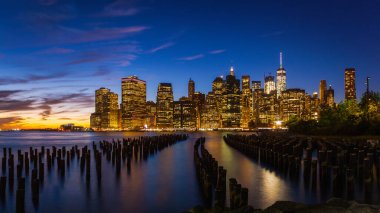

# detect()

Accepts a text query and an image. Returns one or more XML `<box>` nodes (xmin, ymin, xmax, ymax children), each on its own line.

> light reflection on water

<box><xmin>0</xmin><ymin>131</ymin><xmax>342</xmax><ymax>212</ymax></box>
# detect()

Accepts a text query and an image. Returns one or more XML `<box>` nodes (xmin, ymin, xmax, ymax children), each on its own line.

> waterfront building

<box><xmin>121</xmin><ymin>76</ymin><xmax>147</xmax><ymax>130</ymax></box>
<box><xmin>240</xmin><ymin>75</ymin><xmax>252</xmax><ymax>128</ymax></box>
<box><xmin>90</xmin><ymin>87</ymin><xmax>119</xmax><ymax>130</ymax></box>
<box><xmin>264</xmin><ymin>75</ymin><xmax>276</xmax><ymax>94</ymax></box>
<box><xmin>193</xmin><ymin>92</ymin><xmax>206</xmax><ymax>129</ymax></box>
<box><xmin>254</xmin><ymin>89</ymin><xmax>277</xmax><ymax>126</ymax></box>
<box><xmin>221</xmin><ymin>67</ymin><xmax>241</xmax><ymax>128</ymax></box>
<box><xmin>279</xmin><ymin>89</ymin><xmax>306</xmax><ymax>122</ymax></box>
<box><xmin>305</xmin><ymin>92</ymin><xmax>320</xmax><ymax>120</ymax></box>
<box><xmin>146</xmin><ymin>101</ymin><xmax>157</xmax><ymax>128</ymax></box>
<box><xmin>173</xmin><ymin>98</ymin><xmax>196</xmax><ymax>129</ymax></box>
<box><xmin>201</xmin><ymin>92</ymin><xmax>220</xmax><ymax>129</ymax></box>
<box><xmin>276</xmin><ymin>51</ymin><xmax>287</xmax><ymax>98</ymax></box>
<box><xmin>345</xmin><ymin>68</ymin><xmax>356</xmax><ymax>101</ymax></box>
<box><xmin>156</xmin><ymin>83</ymin><xmax>174</xmax><ymax>128</ymax></box>
<box><xmin>212</xmin><ymin>76</ymin><xmax>224</xmax><ymax>127</ymax></box>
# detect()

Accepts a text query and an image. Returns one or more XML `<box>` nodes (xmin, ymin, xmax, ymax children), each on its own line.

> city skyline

<box><xmin>1</xmin><ymin>0</ymin><xmax>380</xmax><ymax>129</ymax></box>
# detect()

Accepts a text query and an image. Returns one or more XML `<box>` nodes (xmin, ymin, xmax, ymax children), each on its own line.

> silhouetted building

<box><xmin>90</xmin><ymin>87</ymin><xmax>119</xmax><ymax>130</ymax></box>
<box><xmin>276</xmin><ymin>51</ymin><xmax>287</xmax><ymax>98</ymax></box>
<box><xmin>327</xmin><ymin>85</ymin><xmax>335</xmax><ymax>107</ymax></box>
<box><xmin>319</xmin><ymin>80</ymin><xmax>327</xmax><ymax>105</ymax></box>
<box><xmin>173</xmin><ymin>98</ymin><xmax>196</xmax><ymax>129</ymax></box>
<box><xmin>121</xmin><ymin>76</ymin><xmax>147</xmax><ymax>130</ymax></box>
<box><xmin>264</xmin><ymin>75</ymin><xmax>276</xmax><ymax>94</ymax></box>
<box><xmin>201</xmin><ymin>92</ymin><xmax>220</xmax><ymax>129</ymax></box>
<box><xmin>146</xmin><ymin>101</ymin><xmax>157</xmax><ymax>128</ymax></box>
<box><xmin>241</xmin><ymin>75</ymin><xmax>252</xmax><ymax>128</ymax></box>
<box><xmin>279</xmin><ymin>89</ymin><xmax>306</xmax><ymax>122</ymax></box>
<box><xmin>156</xmin><ymin>83</ymin><xmax>174</xmax><ymax>128</ymax></box>
<box><xmin>221</xmin><ymin>67</ymin><xmax>241</xmax><ymax>128</ymax></box>
<box><xmin>188</xmin><ymin>78</ymin><xmax>195</xmax><ymax>101</ymax></box>
<box><xmin>345</xmin><ymin>68</ymin><xmax>356</xmax><ymax>101</ymax></box>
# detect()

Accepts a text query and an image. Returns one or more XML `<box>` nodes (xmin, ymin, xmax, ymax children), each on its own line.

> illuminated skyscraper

<box><xmin>279</xmin><ymin>89</ymin><xmax>306</xmax><ymax>122</ymax></box>
<box><xmin>305</xmin><ymin>92</ymin><xmax>320</xmax><ymax>120</ymax></box>
<box><xmin>90</xmin><ymin>87</ymin><xmax>119</xmax><ymax>130</ymax></box>
<box><xmin>156</xmin><ymin>83</ymin><xmax>174</xmax><ymax>128</ymax></box>
<box><xmin>319</xmin><ymin>80</ymin><xmax>327</xmax><ymax>105</ymax></box>
<box><xmin>173</xmin><ymin>97</ymin><xmax>196</xmax><ymax>129</ymax></box>
<box><xmin>193</xmin><ymin>92</ymin><xmax>206</xmax><ymax>129</ymax></box>
<box><xmin>251</xmin><ymin>81</ymin><xmax>261</xmax><ymax>90</ymax></box>
<box><xmin>264</xmin><ymin>75</ymin><xmax>276</xmax><ymax>94</ymax></box>
<box><xmin>188</xmin><ymin>78</ymin><xmax>195</xmax><ymax>101</ymax></box>
<box><xmin>345</xmin><ymin>68</ymin><xmax>356</xmax><ymax>101</ymax></box>
<box><xmin>254</xmin><ymin>89</ymin><xmax>277</xmax><ymax>126</ymax></box>
<box><xmin>222</xmin><ymin>67</ymin><xmax>241</xmax><ymax>128</ymax></box>
<box><xmin>251</xmin><ymin>81</ymin><xmax>262</xmax><ymax>125</ymax></box>
<box><xmin>212</xmin><ymin>76</ymin><xmax>224</xmax><ymax>127</ymax></box>
<box><xmin>327</xmin><ymin>85</ymin><xmax>335</xmax><ymax>107</ymax></box>
<box><xmin>201</xmin><ymin>92</ymin><xmax>220</xmax><ymax>129</ymax></box>
<box><xmin>276</xmin><ymin>51</ymin><xmax>286</xmax><ymax>98</ymax></box>
<box><xmin>121</xmin><ymin>76</ymin><xmax>147</xmax><ymax>130</ymax></box>
<box><xmin>241</xmin><ymin>75</ymin><xmax>252</xmax><ymax>128</ymax></box>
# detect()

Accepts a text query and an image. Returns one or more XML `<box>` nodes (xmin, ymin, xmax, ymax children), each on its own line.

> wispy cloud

<box><xmin>0</xmin><ymin>100</ymin><xmax>36</xmax><ymax>112</ymax></box>
<box><xmin>148</xmin><ymin>42</ymin><xmax>175</xmax><ymax>53</ymax></box>
<box><xmin>0</xmin><ymin>117</ymin><xmax>24</xmax><ymax>128</ymax></box>
<box><xmin>37</xmin><ymin>47</ymin><xmax>74</xmax><ymax>54</ymax></box>
<box><xmin>96</xmin><ymin>0</ymin><xmax>140</xmax><ymax>17</ymax></box>
<box><xmin>178</xmin><ymin>54</ymin><xmax>204</xmax><ymax>61</ymax></box>
<box><xmin>209</xmin><ymin>49</ymin><xmax>226</xmax><ymax>54</ymax></box>
<box><xmin>0</xmin><ymin>72</ymin><xmax>68</xmax><ymax>85</ymax></box>
<box><xmin>0</xmin><ymin>90</ymin><xmax>24</xmax><ymax>98</ymax></box>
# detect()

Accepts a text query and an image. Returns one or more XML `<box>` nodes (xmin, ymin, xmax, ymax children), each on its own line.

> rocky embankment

<box><xmin>187</xmin><ymin>198</ymin><xmax>380</xmax><ymax>213</ymax></box>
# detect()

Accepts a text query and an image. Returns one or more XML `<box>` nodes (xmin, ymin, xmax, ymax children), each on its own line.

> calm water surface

<box><xmin>0</xmin><ymin>131</ymin><xmax>369</xmax><ymax>212</ymax></box>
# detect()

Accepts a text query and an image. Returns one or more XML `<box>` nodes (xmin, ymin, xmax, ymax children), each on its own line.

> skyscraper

<box><xmin>146</xmin><ymin>101</ymin><xmax>157</xmax><ymax>128</ymax></box>
<box><xmin>327</xmin><ymin>85</ymin><xmax>335</xmax><ymax>107</ymax></box>
<box><xmin>90</xmin><ymin>87</ymin><xmax>119</xmax><ymax>130</ymax></box>
<box><xmin>173</xmin><ymin>97</ymin><xmax>196</xmax><ymax>129</ymax></box>
<box><xmin>264</xmin><ymin>75</ymin><xmax>276</xmax><ymax>94</ymax></box>
<box><xmin>188</xmin><ymin>78</ymin><xmax>195</xmax><ymax>100</ymax></box>
<box><xmin>241</xmin><ymin>75</ymin><xmax>252</xmax><ymax>128</ymax></box>
<box><xmin>345</xmin><ymin>68</ymin><xmax>356</xmax><ymax>101</ymax></box>
<box><xmin>193</xmin><ymin>92</ymin><xmax>206</xmax><ymax>129</ymax></box>
<box><xmin>156</xmin><ymin>83</ymin><xmax>174</xmax><ymax>128</ymax></box>
<box><xmin>121</xmin><ymin>76</ymin><xmax>147</xmax><ymax>130</ymax></box>
<box><xmin>279</xmin><ymin>89</ymin><xmax>306</xmax><ymax>122</ymax></box>
<box><xmin>251</xmin><ymin>81</ymin><xmax>261</xmax><ymax>90</ymax></box>
<box><xmin>201</xmin><ymin>92</ymin><xmax>220</xmax><ymax>129</ymax></box>
<box><xmin>222</xmin><ymin>67</ymin><xmax>241</xmax><ymax>128</ymax></box>
<box><xmin>319</xmin><ymin>80</ymin><xmax>327</xmax><ymax>105</ymax></box>
<box><xmin>276</xmin><ymin>51</ymin><xmax>286</xmax><ymax>98</ymax></box>
<box><xmin>212</xmin><ymin>76</ymin><xmax>224</xmax><ymax>127</ymax></box>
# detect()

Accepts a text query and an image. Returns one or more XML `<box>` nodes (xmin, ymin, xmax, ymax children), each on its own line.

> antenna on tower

<box><xmin>280</xmin><ymin>51</ymin><xmax>283</xmax><ymax>69</ymax></box>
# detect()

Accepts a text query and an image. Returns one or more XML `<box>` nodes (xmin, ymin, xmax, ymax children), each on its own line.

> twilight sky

<box><xmin>0</xmin><ymin>0</ymin><xmax>379</xmax><ymax>129</ymax></box>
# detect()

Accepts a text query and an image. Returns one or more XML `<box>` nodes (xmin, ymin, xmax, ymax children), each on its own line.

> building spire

<box><xmin>230</xmin><ymin>66</ymin><xmax>235</xmax><ymax>76</ymax></box>
<box><xmin>280</xmin><ymin>51</ymin><xmax>283</xmax><ymax>69</ymax></box>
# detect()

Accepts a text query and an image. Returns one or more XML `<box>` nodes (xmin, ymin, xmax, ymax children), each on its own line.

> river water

<box><xmin>0</xmin><ymin>131</ymin><xmax>377</xmax><ymax>212</ymax></box>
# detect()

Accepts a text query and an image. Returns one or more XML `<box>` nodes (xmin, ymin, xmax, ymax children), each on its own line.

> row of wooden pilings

<box><xmin>0</xmin><ymin>134</ymin><xmax>188</xmax><ymax>212</ymax></box>
<box><xmin>194</xmin><ymin>137</ymin><xmax>249</xmax><ymax>210</ymax></box>
<box><xmin>223</xmin><ymin>133</ymin><xmax>380</xmax><ymax>200</ymax></box>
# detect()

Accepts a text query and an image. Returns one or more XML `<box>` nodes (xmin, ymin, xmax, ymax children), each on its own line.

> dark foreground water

<box><xmin>0</xmin><ymin>131</ymin><xmax>378</xmax><ymax>212</ymax></box>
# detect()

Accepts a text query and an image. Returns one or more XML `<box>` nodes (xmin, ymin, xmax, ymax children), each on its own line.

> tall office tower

<box><xmin>173</xmin><ymin>97</ymin><xmax>196</xmax><ymax>129</ymax></box>
<box><xmin>319</xmin><ymin>80</ymin><xmax>327</xmax><ymax>105</ymax></box>
<box><xmin>241</xmin><ymin>75</ymin><xmax>252</xmax><ymax>128</ymax></box>
<box><xmin>276</xmin><ymin>51</ymin><xmax>287</xmax><ymax>98</ymax></box>
<box><xmin>327</xmin><ymin>85</ymin><xmax>335</xmax><ymax>107</ymax></box>
<box><xmin>212</xmin><ymin>76</ymin><xmax>224</xmax><ymax>127</ymax></box>
<box><xmin>121</xmin><ymin>76</ymin><xmax>147</xmax><ymax>130</ymax></box>
<box><xmin>264</xmin><ymin>75</ymin><xmax>276</xmax><ymax>95</ymax></box>
<box><xmin>252</xmin><ymin>81</ymin><xmax>261</xmax><ymax>90</ymax></box>
<box><xmin>156</xmin><ymin>83</ymin><xmax>174</xmax><ymax>129</ymax></box>
<box><xmin>90</xmin><ymin>88</ymin><xmax>119</xmax><ymax>130</ymax></box>
<box><xmin>254</xmin><ymin>89</ymin><xmax>277</xmax><ymax>126</ymax></box>
<box><xmin>188</xmin><ymin>78</ymin><xmax>195</xmax><ymax>100</ymax></box>
<box><xmin>193</xmin><ymin>92</ymin><xmax>206</xmax><ymax>129</ymax></box>
<box><xmin>222</xmin><ymin>68</ymin><xmax>241</xmax><ymax>128</ymax></box>
<box><xmin>201</xmin><ymin>92</ymin><xmax>220</xmax><ymax>129</ymax></box>
<box><xmin>279</xmin><ymin>89</ymin><xmax>306</xmax><ymax>122</ymax></box>
<box><xmin>345</xmin><ymin>68</ymin><xmax>356</xmax><ymax>101</ymax></box>
<box><xmin>145</xmin><ymin>101</ymin><xmax>157</xmax><ymax>128</ymax></box>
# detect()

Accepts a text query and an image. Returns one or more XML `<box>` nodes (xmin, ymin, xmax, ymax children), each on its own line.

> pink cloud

<box><xmin>97</xmin><ymin>0</ymin><xmax>140</xmax><ymax>17</ymax></box>
<box><xmin>179</xmin><ymin>54</ymin><xmax>204</xmax><ymax>61</ymax></box>
<box><xmin>37</xmin><ymin>47</ymin><xmax>74</xmax><ymax>54</ymax></box>
<box><xmin>148</xmin><ymin>42</ymin><xmax>175</xmax><ymax>53</ymax></box>
<box><xmin>209</xmin><ymin>49</ymin><xmax>226</xmax><ymax>54</ymax></box>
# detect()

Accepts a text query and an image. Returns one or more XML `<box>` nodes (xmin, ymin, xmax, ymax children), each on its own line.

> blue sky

<box><xmin>0</xmin><ymin>0</ymin><xmax>379</xmax><ymax>128</ymax></box>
